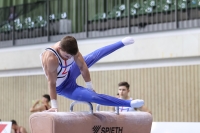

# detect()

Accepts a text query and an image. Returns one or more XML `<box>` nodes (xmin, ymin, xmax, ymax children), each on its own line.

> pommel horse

<box><xmin>29</xmin><ymin>101</ymin><xmax>152</xmax><ymax>133</ymax></box>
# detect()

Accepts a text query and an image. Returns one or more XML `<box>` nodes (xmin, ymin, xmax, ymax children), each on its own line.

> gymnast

<box><xmin>40</xmin><ymin>36</ymin><xmax>145</xmax><ymax>112</ymax></box>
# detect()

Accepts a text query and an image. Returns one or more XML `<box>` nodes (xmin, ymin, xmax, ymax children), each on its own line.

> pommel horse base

<box><xmin>29</xmin><ymin>101</ymin><xmax>152</xmax><ymax>133</ymax></box>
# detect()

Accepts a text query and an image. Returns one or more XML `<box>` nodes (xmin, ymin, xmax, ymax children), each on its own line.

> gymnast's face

<box><xmin>58</xmin><ymin>48</ymin><xmax>72</xmax><ymax>60</ymax></box>
<box><xmin>118</xmin><ymin>86</ymin><xmax>129</xmax><ymax>99</ymax></box>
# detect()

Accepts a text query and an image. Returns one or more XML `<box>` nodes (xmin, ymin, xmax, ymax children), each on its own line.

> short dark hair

<box><xmin>59</xmin><ymin>36</ymin><xmax>79</xmax><ymax>55</ymax></box>
<box><xmin>118</xmin><ymin>81</ymin><xmax>130</xmax><ymax>90</ymax></box>
<box><xmin>11</xmin><ymin>120</ymin><xmax>17</xmax><ymax>125</ymax></box>
<box><xmin>43</xmin><ymin>94</ymin><xmax>50</xmax><ymax>102</ymax></box>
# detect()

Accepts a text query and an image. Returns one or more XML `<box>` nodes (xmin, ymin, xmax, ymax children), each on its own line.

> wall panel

<box><xmin>0</xmin><ymin>65</ymin><xmax>199</xmax><ymax>132</ymax></box>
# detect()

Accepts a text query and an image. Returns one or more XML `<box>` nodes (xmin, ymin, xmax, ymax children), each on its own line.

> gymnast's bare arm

<box><xmin>30</xmin><ymin>99</ymin><xmax>46</xmax><ymax>112</ymax></box>
<box><xmin>74</xmin><ymin>52</ymin><xmax>92</xmax><ymax>83</ymax></box>
<box><xmin>138</xmin><ymin>105</ymin><xmax>152</xmax><ymax>114</ymax></box>
<box><xmin>42</xmin><ymin>51</ymin><xmax>58</xmax><ymax>112</ymax></box>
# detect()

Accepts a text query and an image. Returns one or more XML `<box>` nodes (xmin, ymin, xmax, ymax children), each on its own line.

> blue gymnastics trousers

<box><xmin>56</xmin><ymin>41</ymin><xmax>131</xmax><ymax>107</ymax></box>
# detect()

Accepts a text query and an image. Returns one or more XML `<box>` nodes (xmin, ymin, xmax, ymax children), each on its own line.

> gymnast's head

<box><xmin>58</xmin><ymin>36</ymin><xmax>79</xmax><ymax>60</ymax></box>
<box><xmin>118</xmin><ymin>81</ymin><xmax>130</xmax><ymax>98</ymax></box>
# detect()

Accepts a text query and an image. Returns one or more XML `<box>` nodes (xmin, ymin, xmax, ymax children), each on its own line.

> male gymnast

<box><xmin>40</xmin><ymin>36</ymin><xmax>144</xmax><ymax>112</ymax></box>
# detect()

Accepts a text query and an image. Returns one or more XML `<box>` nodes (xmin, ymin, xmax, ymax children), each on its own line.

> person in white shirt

<box><xmin>112</xmin><ymin>81</ymin><xmax>151</xmax><ymax>114</ymax></box>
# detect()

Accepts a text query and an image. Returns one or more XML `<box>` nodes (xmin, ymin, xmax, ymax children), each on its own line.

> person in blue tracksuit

<box><xmin>40</xmin><ymin>36</ymin><xmax>144</xmax><ymax>112</ymax></box>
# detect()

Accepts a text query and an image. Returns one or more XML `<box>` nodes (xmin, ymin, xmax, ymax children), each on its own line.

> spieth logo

<box><xmin>93</xmin><ymin>125</ymin><xmax>101</xmax><ymax>133</ymax></box>
<box><xmin>93</xmin><ymin>125</ymin><xmax>123</xmax><ymax>133</ymax></box>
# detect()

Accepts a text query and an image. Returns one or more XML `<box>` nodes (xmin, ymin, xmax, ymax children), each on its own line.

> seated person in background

<box><xmin>11</xmin><ymin>120</ymin><xmax>27</xmax><ymax>133</ymax></box>
<box><xmin>30</xmin><ymin>94</ymin><xmax>51</xmax><ymax>112</ymax></box>
<box><xmin>111</xmin><ymin>81</ymin><xmax>151</xmax><ymax>114</ymax></box>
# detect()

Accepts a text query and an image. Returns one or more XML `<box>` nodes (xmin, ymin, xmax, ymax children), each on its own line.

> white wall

<box><xmin>0</xmin><ymin>28</ymin><xmax>200</xmax><ymax>75</ymax></box>
<box><xmin>151</xmin><ymin>122</ymin><xmax>200</xmax><ymax>133</ymax></box>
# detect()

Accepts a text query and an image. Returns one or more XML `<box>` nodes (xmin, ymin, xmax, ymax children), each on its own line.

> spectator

<box><xmin>30</xmin><ymin>94</ymin><xmax>51</xmax><ymax>112</ymax></box>
<box><xmin>111</xmin><ymin>81</ymin><xmax>151</xmax><ymax>114</ymax></box>
<box><xmin>8</xmin><ymin>6</ymin><xmax>17</xmax><ymax>21</ymax></box>
<box><xmin>11</xmin><ymin>120</ymin><xmax>27</xmax><ymax>133</ymax></box>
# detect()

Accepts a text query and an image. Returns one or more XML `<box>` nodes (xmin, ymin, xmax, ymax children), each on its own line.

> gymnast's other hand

<box><xmin>86</xmin><ymin>81</ymin><xmax>96</xmax><ymax>92</ymax></box>
<box><xmin>43</xmin><ymin>108</ymin><xmax>58</xmax><ymax>112</ymax></box>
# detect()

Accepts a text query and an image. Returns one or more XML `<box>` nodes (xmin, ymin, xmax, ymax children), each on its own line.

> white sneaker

<box><xmin>130</xmin><ymin>99</ymin><xmax>144</xmax><ymax>108</ymax></box>
<box><xmin>121</xmin><ymin>37</ymin><xmax>134</xmax><ymax>46</ymax></box>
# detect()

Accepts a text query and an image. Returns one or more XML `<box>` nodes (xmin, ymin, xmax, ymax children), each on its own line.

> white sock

<box><xmin>121</xmin><ymin>37</ymin><xmax>134</xmax><ymax>45</ymax></box>
<box><xmin>130</xmin><ymin>99</ymin><xmax>144</xmax><ymax>108</ymax></box>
